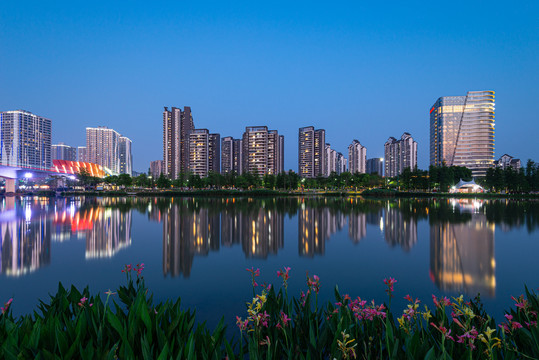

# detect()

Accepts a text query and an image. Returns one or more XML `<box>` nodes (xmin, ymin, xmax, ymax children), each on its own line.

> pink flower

<box><xmin>511</xmin><ymin>295</ymin><xmax>528</xmax><ymax>311</ymax></box>
<box><xmin>78</xmin><ymin>297</ymin><xmax>93</xmax><ymax>308</ymax></box>
<box><xmin>257</xmin><ymin>311</ymin><xmax>270</xmax><ymax>327</ymax></box>
<box><xmin>432</xmin><ymin>295</ymin><xmax>450</xmax><ymax>308</ymax></box>
<box><xmin>307</xmin><ymin>274</ymin><xmax>320</xmax><ymax>294</ymax></box>
<box><xmin>236</xmin><ymin>316</ymin><xmax>248</xmax><ymax>331</ymax></box>
<box><xmin>430</xmin><ymin>322</ymin><xmax>455</xmax><ymax>341</ymax></box>
<box><xmin>505</xmin><ymin>314</ymin><xmax>513</xmax><ymax>322</ymax></box>
<box><xmin>246</xmin><ymin>267</ymin><xmax>260</xmax><ymax>288</ymax></box>
<box><xmin>525</xmin><ymin>321</ymin><xmax>537</xmax><ymax>328</ymax></box>
<box><xmin>280</xmin><ymin>311</ymin><xmax>291</xmax><ymax>327</ymax></box>
<box><xmin>512</xmin><ymin>321</ymin><xmax>523</xmax><ymax>330</ymax></box>
<box><xmin>383</xmin><ymin>277</ymin><xmax>397</xmax><ymax>293</ymax></box>
<box><xmin>404</xmin><ymin>294</ymin><xmax>413</xmax><ymax>302</ymax></box>
<box><xmin>259</xmin><ymin>336</ymin><xmax>271</xmax><ymax>347</ymax></box>
<box><xmin>1</xmin><ymin>298</ymin><xmax>13</xmax><ymax>314</ymax></box>
<box><xmin>277</xmin><ymin>267</ymin><xmax>291</xmax><ymax>281</ymax></box>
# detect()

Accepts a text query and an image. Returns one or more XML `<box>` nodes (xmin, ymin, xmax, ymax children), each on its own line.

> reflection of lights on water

<box><xmin>69</xmin><ymin>203</ymin><xmax>76</xmax><ymax>218</ymax></box>
<box><xmin>379</xmin><ymin>217</ymin><xmax>384</xmax><ymax>231</ymax></box>
<box><xmin>25</xmin><ymin>205</ymin><xmax>32</xmax><ymax>222</ymax></box>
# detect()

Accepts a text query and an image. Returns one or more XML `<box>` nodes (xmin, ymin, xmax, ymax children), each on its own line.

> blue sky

<box><xmin>1</xmin><ymin>0</ymin><xmax>537</xmax><ymax>172</ymax></box>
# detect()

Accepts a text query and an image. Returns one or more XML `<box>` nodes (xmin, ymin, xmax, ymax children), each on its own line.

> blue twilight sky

<box><xmin>1</xmin><ymin>0</ymin><xmax>538</xmax><ymax>172</ymax></box>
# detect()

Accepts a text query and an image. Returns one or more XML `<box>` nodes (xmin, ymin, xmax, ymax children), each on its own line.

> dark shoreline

<box><xmin>4</xmin><ymin>188</ymin><xmax>538</xmax><ymax>199</ymax></box>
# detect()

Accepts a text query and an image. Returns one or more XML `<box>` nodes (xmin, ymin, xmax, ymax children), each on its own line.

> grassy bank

<box><xmin>8</xmin><ymin>188</ymin><xmax>539</xmax><ymax>199</ymax></box>
<box><xmin>1</xmin><ymin>265</ymin><xmax>537</xmax><ymax>359</ymax></box>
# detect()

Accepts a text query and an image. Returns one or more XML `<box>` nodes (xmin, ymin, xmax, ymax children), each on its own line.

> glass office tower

<box><xmin>430</xmin><ymin>90</ymin><xmax>495</xmax><ymax>177</ymax></box>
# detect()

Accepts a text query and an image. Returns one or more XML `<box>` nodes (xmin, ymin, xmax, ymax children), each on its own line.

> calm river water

<box><xmin>1</xmin><ymin>196</ymin><xmax>538</xmax><ymax>326</ymax></box>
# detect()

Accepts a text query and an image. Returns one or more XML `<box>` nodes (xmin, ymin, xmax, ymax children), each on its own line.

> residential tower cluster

<box><xmin>1</xmin><ymin>89</ymin><xmax>526</xmax><ymax>184</ymax></box>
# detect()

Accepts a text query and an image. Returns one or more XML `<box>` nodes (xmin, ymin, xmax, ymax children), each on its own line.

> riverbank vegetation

<box><xmin>70</xmin><ymin>160</ymin><xmax>539</xmax><ymax>195</ymax></box>
<box><xmin>1</xmin><ymin>265</ymin><xmax>537</xmax><ymax>359</ymax></box>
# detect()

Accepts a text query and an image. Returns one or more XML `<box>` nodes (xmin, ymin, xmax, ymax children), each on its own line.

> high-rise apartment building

<box><xmin>52</xmin><ymin>142</ymin><xmax>77</xmax><ymax>162</ymax></box>
<box><xmin>348</xmin><ymin>140</ymin><xmax>367</xmax><ymax>174</ymax></box>
<box><xmin>233</xmin><ymin>139</ymin><xmax>243</xmax><ymax>174</ymax></box>
<box><xmin>150</xmin><ymin>160</ymin><xmax>164</xmax><ymax>178</ymax></box>
<box><xmin>384</xmin><ymin>132</ymin><xmax>417</xmax><ymax>177</ymax></box>
<box><xmin>78</xmin><ymin>146</ymin><xmax>87</xmax><ymax>162</ymax></box>
<box><xmin>221</xmin><ymin>136</ymin><xmax>234</xmax><ymax>174</ymax></box>
<box><xmin>188</xmin><ymin>129</ymin><xmax>209</xmax><ymax>177</ymax></box>
<box><xmin>119</xmin><ymin>136</ymin><xmax>133</xmax><ymax>176</ymax></box>
<box><xmin>0</xmin><ymin>110</ymin><xmax>52</xmax><ymax>170</ymax></box>
<box><xmin>163</xmin><ymin>106</ymin><xmax>194</xmax><ymax>179</ymax></box>
<box><xmin>278</xmin><ymin>135</ymin><xmax>285</xmax><ymax>173</ymax></box>
<box><xmin>86</xmin><ymin>126</ymin><xmax>126</xmax><ymax>175</ymax></box>
<box><xmin>268</xmin><ymin>130</ymin><xmax>283</xmax><ymax>175</ymax></box>
<box><xmin>324</xmin><ymin>144</ymin><xmax>337</xmax><ymax>176</ymax></box>
<box><xmin>430</xmin><ymin>91</ymin><xmax>495</xmax><ymax>177</ymax></box>
<box><xmin>366</xmin><ymin>158</ymin><xmax>384</xmax><ymax>176</ymax></box>
<box><xmin>336</xmin><ymin>153</ymin><xmax>347</xmax><ymax>174</ymax></box>
<box><xmin>208</xmin><ymin>133</ymin><xmax>220</xmax><ymax>174</ymax></box>
<box><xmin>298</xmin><ymin>126</ymin><xmax>326</xmax><ymax>178</ymax></box>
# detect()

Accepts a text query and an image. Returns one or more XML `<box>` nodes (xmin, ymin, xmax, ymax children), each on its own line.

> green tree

<box><xmin>117</xmin><ymin>174</ymin><xmax>133</xmax><ymax>187</ymax></box>
<box><xmin>156</xmin><ymin>173</ymin><xmax>171</xmax><ymax>189</ymax></box>
<box><xmin>78</xmin><ymin>168</ymin><xmax>100</xmax><ymax>188</ymax></box>
<box><xmin>133</xmin><ymin>173</ymin><xmax>150</xmax><ymax>188</ymax></box>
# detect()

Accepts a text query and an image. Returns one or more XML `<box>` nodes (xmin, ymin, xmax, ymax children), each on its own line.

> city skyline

<box><xmin>1</xmin><ymin>2</ymin><xmax>537</xmax><ymax>171</ymax></box>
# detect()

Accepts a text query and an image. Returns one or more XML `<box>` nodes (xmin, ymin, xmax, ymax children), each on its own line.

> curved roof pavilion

<box><xmin>450</xmin><ymin>178</ymin><xmax>484</xmax><ymax>193</ymax></box>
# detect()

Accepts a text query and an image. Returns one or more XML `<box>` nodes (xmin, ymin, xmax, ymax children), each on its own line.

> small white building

<box><xmin>494</xmin><ymin>154</ymin><xmax>521</xmax><ymax>171</ymax></box>
<box><xmin>450</xmin><ymin>179</ymin><xmax>484</xmax><ymax>193</ymax></box>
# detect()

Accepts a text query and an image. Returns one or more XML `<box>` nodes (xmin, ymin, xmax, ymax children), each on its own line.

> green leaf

<box><xmin>424</xmin><ymin>346</ymin><xmax>436</xmax><ymax>360</ymax></box>
<box><xmin>156</xmin><ymin>343</ymin><xmax>170</xmax><ymax>360</ymax></box>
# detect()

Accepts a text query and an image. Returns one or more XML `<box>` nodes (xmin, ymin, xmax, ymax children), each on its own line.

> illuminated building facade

<box><xmin>150</xmin><ymin>160</ymin><xmax>164</xmax><ymax>178</ymax></box>
<box><xmin>208</xmin><ymin>133</ymin><xmax>220</xmax><ymax>174</ymax></box>
<box><xmin>324</xmin><ymin>144</ymin><xmax>337</xmax><ymax>176</ymax></box>
<box><xmin>52</xmin><ymin>142</ymin><xmax>77</xmax><ymax>161</ymax></box>
<box><xmin>221</xmin><ymin>136</ymin><xmax>234</xmax><ymax>174</ymax></box>
<box><xmin>188</xmin><ymin>129</ymin><xmax>209</xmax><ymax>177</ymax></box>
<box><xmin>233</xmin><ymin>139</ymin><xmax>243</xmax><ymax>174</ymax></box>
<box><xmin>163</xmin><ymin>106</ymin><xmax>194</xmax><ymax>179</ymax></box>
<box><xmin>78</xmin><ymin>146</ymin><xmax>87</xmax><ymax>162</ymax></box>
<box><xmin>0</xmin><ymin>110</ymin><xmax>52</xmax><ymax>170</ymax></box>
<box><xmin>430</xmin><ymin>91</ymin><xmax>495</xmax><ymax>177</ymax></box>
<box><xmin>384</xmin><ymin>132</ymin><xmax>417</xmax><ymax>177</ymax></box>
<box><xmin>119</xmin><ymin>136</ymin><xmax>132</xmax><ymax>175</ymax></box>
<box><xmin>242</xmin><ymin>126</ymin><xmax>282</xmax><ymax>176</ymax></box>
<box><xmin>298</xmin><ymin>126</ymin><xmax>325</xmax><ymax>178</ymax></box>
<box><xmin>348</xmin><ymin>139</ymin><xmax>366</xmax><ymax>174</ymax></box>
<box><xmin>86</xmin><ymin>126</ymin><xmax>131</xmax><ymax>175</ymax></box>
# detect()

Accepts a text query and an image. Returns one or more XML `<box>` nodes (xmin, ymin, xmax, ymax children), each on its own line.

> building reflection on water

<box><xmin>0</xmin><ymin>197</ymin><xmax>55</xmax><ymax>276</ymax></box>
<box><xmin>3</xmin><ymin>196</ymin><xmax>536</xmax><ymax>294</ymax></box>
<box><xmin>299</xmin><ymin>202</ymin><xmax>347</xmax><ymax>256</ymax></box>
<box><xmin>384</xmin><ymin>202</ymin><xmax>417</xmax><ymax>252</ymax></box>
<box><xmin>0</xmin><ymin>197</ymin><xmax>132</xmax><ymax>277</ymax></box>
<box><xmin>163</xmin><ymin>199</ymin><xmax>284</xmax><ymax>277</ymax></box>
<box><xmin>430</xmin><ymin>199</ymin><xmax>496</xmax><ymax>297</ymax></box>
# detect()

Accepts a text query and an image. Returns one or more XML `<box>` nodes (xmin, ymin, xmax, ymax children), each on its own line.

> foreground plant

<box><xmin>0</xmin><ymin>265</ymin><xmax>538</xmax><ymax>359</ymax></box>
